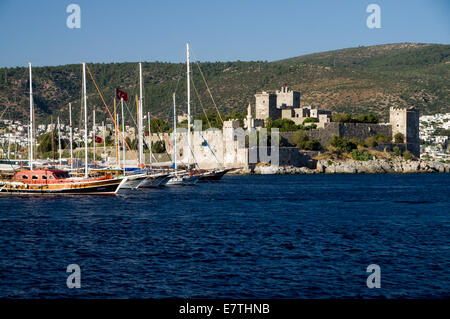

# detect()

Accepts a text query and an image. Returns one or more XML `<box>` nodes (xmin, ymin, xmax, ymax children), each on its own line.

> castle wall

<box><xmin>250</xmin><ymin>147</ymin><xmax>318</xmax><ymax>168</ymax></box>
<box><xmin>280</xmin><ymin>123</ymin><xmax>393</xmax><ymax>147</ymax></box>
<box><xmin>144</xmin><ymin>106</ymin><xmax>419</xmax><ymax>169</ymax></box>
<box><xmin>281</xmin><ymin>109</ymin><xmax>295</xmax><ymax>119</ymax></box>
<box><xmin>148</xmin><ymin>126</ymin><xmax>248</xmax><ymax>169</ymax></box>
<box><xmin>304</xmin><ymin>123</ymin><xmax>341</xmax><ymax>146</ymax></box>
<box><xmin>339</xmin><ymin>123</ymin><xmax>392</xmax><ymax>141</ymax></box>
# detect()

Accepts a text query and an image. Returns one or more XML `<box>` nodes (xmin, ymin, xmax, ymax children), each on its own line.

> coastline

<box><xmin>231</xmin><ymin>159</ymin><xmax>450</xmax><ymax>175</ymax></box>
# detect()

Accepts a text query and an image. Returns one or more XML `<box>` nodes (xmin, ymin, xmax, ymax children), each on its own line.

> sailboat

<box><xmin>115</xmin><ymin>85</ymin><xmax>149</xmax><ymax>189</ymax></box>
<box><xmin>165</xmin><ymin>92</ymin><xmax>200</xmax><ymax>186</ymax></box>
<box><xmin>164</xmin><ymin>43</ymin><xmax>202</xmax><ymax>186</ymax></box>
<box><xmin>92</xmin><ymin>68</ymin><xmax>148</xmax><ymax>190</ymax></box>
<box><xmin>0</xmin><ymin>62</ymin><xmax>127</xmax><ymax>195</ymax></box>
<box><xmin>112</xmin><ymin>63</ymin><xmax>169</xmax><ymax>189</ymax></box>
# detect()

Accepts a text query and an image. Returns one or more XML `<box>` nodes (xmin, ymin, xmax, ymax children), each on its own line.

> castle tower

<box><xmin>254</xmin><ymin>91</ymin><xmax>278</xmax><ymax>120</ymax></box>
<box><xmin>389</xmin><ymin>106</ymin><xmax>420</xmax><ymax>157</ymax></box>
<box><xmin>275</xmin><ymin>84</ymin><xmax>300</xmax><ymax>109</ymax></box>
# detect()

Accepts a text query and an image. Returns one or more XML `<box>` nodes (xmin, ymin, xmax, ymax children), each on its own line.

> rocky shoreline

<box><xmin>234</xmin><ymin>159</ymin><xmax>450</xmax><ymax>174</ymax></box>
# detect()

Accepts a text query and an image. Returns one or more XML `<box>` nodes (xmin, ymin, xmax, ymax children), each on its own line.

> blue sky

<box><xmin>0</xmin><ymin>0</ymin><xmax>448</xmax><ymax>67</ymax></box>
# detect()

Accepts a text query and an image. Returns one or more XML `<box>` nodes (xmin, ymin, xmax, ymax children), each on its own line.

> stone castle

<box><xmin>147</xmin><ymin>85</ymin><xmax>420</xmax><ymax>170</ymax></box>
<box><xmin>251</xmin><ymin>84</ymin><xmax>332</xmax><ymax>128</ymax></box>
<box><xmin>247</xmin><ymin>85</ymin><xmax>419</xmax><ymax>156</ymax></box>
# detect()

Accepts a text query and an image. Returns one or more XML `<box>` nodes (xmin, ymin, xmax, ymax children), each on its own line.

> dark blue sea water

<box><xmin>0</xmin><ymin>173</ymin><xmax>449</xmax><ymax>298</ymax></box>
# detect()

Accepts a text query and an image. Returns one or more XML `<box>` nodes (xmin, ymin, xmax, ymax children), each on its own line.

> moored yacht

<box><xmin>165</xmin><ymin>172</ymin><xmax>200</xmax><ymax>186</ymax></box>
<box><xmin>0</xmin><ymin>168</ymin><xmax>126</xmax><ymax>195</ymax></box>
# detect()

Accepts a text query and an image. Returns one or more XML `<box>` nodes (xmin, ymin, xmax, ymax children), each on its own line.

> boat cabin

<box><xmin>89</xmin><ymin>169</ymin><xmax>120</xmax><ymax>179</ymax></box>
<box><xmin>11</xmin><ymin>169</ymin><xmax>71</xmax><ymax>184</ymax></box>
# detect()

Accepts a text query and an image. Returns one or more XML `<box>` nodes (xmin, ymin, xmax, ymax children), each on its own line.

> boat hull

<box><xmin>198</xmin><ymin>169</ymin><xmax>232</xmax><ymax>182</ymax></box>
<box><xmin>165</xmin><ymin>174</ymin><xmax>200</xmax><ymax>186</ymax></box>
<box><xmin>138</xmin><ymin>173</ymin><xmax>170</xmax><ymax>188</ymax></box>
<box><xmin>120</xmin><ymin>174</ymin><xmax>148</xmax><ymax>189</ymax></box>
<box><xmin>0</xmin><ymin>178</ymin><xmax>126</xmax><ymax>195</ymax></box>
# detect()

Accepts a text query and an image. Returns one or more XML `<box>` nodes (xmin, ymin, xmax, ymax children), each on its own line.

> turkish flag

<box><xmin>94</xmin><ymin>136</ymin><xmax>103</xmax><ymax>143</ymax></box>
<box><xmin>116</xmin><ymin>88</ymin><xmax>128</xmax><ymax>101</ymax></box>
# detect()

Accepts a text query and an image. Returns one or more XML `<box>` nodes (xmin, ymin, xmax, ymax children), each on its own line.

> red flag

<box><xmin>94</xmin><ymin>136</ymin><xmax>103</xmax><ymax>143</ymax></box>
<box><xmin>116</xmin><ymin>88</ymin><xmax>128</xmax><ymax>101</ymax></box>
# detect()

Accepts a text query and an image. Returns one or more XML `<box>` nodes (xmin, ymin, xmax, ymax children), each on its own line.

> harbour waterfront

<box><xmin>0</xmin><ymin>173</ymin><xmax>449</xmax><ymax>298</ymax></box>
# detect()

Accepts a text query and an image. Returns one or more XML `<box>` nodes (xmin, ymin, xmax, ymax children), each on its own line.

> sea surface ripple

<box><xmin>0</xmin><ymin>173</ymin><xmax>449</xmax><ymax>298</ymax></box>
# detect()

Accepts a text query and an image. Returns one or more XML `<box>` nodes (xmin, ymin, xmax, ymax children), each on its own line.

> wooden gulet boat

<box><xmin>0</xmin><ymin>169</ymin><xmax>127</xmax><ymax>195</ymax></box>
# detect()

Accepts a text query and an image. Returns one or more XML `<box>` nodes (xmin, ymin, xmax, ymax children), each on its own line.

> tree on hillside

<box><xmin>332</xmin><ymin>113</ymin><xmax>378</xmax><ymax>123</ymax></box>
<box><xmin>37</xmin><ymin>131</ymin><xmax>69</xmax><ymax>157</ymax></box>
<box><xmin>394</xmin><ymin>132</ymin><xmax>405</xmax><ymax>143</ymax></box>
<box><xmin>330</xmin><ymin>136</ymin><xmax>358</xmax><ymax>153</ymax></box>
<box><xmin>266</xmin><ymin>118</ymin><xmax>298</xmax><ymax>132</ymax></box>
<box><xmin>303</xmin><ymin>117</ymin><xmax>317</xmax><ymax>124</ymax></box>
<box><xmin>151</xmin><ymin>141</ymin><xmax>166</xmax><ymax>154</ymax></box>
<box><xmin>293</xmin><ymin>131</ymin><xmax>321</xmax><ymax>151</ymax></box>
<box><xmin>148</xmin><ymin>118</ymin><xmax>170</xmax><ymax>133</ymax></box>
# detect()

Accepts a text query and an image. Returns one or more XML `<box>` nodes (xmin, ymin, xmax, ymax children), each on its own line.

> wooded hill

<box><xmin>0</xmin><ymin>43</ymin><xmax>448</xmax><ymax>127</ymax></box>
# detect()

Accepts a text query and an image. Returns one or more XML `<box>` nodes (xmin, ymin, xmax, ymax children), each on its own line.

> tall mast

<box><xmin>148</xmin><ymin>111</ymin><xmax>152</xmax><ymax>170</ymax></box>
<box><xmin>57</xmin><ymin>116</ymin><xmax>62</xmax><ymax>165</ymax></box>
<box><xmin>93</xmin><ymin>108</ymin><xmax>96</xmax><ymax>163</ymax></box>
<box><xmin>186</xmin><ymin>43</ymin><xmax>191</xmax><ymax>166</ymax></box>
<box><xmin>51</xmin><ymin>116</ymin><xmax>55</xmax><ymax>160</ymax></box>
<box><xmin>173</xmin><ymin>92</ymin><xmax>177</xmax><ymax>170</ymax></box>
<box><xmin>114</xmin><ymin>98</ymin><xmax>118</xmax><ymax>166</ymax></box>
<box><xmin>117</xmin><ymin>113</ymin><xmax>121</xmax><ymax>169</ymax></box>
<box><xmin>121</xmin><ymin>98</ymin><xmax>125</xmax><ymax>174</ymax></box>
<box><xmin>102</xmin><ymin>121</ymin><xmax>106</xmax><ymax>159</ymax></box>
<box><xmin>82</xmin><ymin>62</ymin><xmax>88</xmax><ymax>178</ymax></box>
<box><xmin>27</xmin><ymin>125</ymin><xmax>30</xmax><ymax>164</ymax></box>
<box><xmin>138</xmin><ymin>62</ymin><xmax>144</xmax><ymax>166</ymax></box>
<box><xmin>28</xmin><ymin>62</ymin><xmax>33</xmax><ymax>170</ymax></box>
<box><xmin>69</xmin><ymin>103</ymin><xmax>73</xmax><ymax>170</ymax></box>
<box><xmin>7</xmin><ymin>134</ymin><xmax>10</xmax><ymax>159</ymax></box>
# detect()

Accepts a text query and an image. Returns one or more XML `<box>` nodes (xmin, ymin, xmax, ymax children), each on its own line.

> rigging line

<box><xmin>123</xmin><ymin>101</ymin><xmax>137</xmax><ymax>128</ymax></box>
<box><xmin>190</xmin><ymin>75</ymin><xmax>212</xmax><ymax>128</ymax></box>
<box><xmin>148</xmin><ymin>115</ymin><xmax>175</xmax><ymax>162</ymax></box>
<box><xmin>190</xmin><ymin>48</ymin><xmax>224</xmax><ymax>124</ymax></box>
<box><xmin>167</xmin><ymin>61</ymin><xmax>187</xmax><ymax>123</ymax></box>
<box><xmin>138</xmin><ymin>65</ymin><xmax>162</xmax><ymax>164</ymax></box>
<box><xmin>149</xmin><ymin>100</ymin><xmax>190</xmax><ymax>167</ymax></box>
<box><xmin>175</xmin><ymin>100</ymin><xmax>201</xmax><ymax>169</ymax></box>
<box><xmin>125</xmin><ymin>98</ymin><xmax>169</xmax><ymax>131</ymax></box>
<box><xmin>0</xmin><ymin>139</ymin><xmax>17</xmax><ymax>171</ymax></box>
<box><xmin>121</xmin><ymin>100</ymin><xmax>159</xmax><ymax>163</ymax></box>
<box><xmin>174</xmin><ymin>73</ymin><xmax>182</xmax><ymax>96</ymax></box>
<box><xmin>0</xmin><ymin>101</ymin><xmax>11</xmax><ymax>119</ymax></box>
<box><xmin>85</xmin><ymin>64</ymin><xmax>143</xmax><ymax>168</ymax></box>
<box><xmin>173</xmin><ymin>58</ymin><xmax>187</xmax><ymax>95</ymax></box>
<box><xmin>180</xmin><ymin>101</ymin><xmax>221</xmax><ymax>166</ymax></box>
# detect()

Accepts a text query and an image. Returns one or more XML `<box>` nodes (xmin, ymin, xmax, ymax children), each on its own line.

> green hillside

<box><xmin>0</xmin><ymin>43</ymin><xmax>448</xmax><ymax>127</ymax></box>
